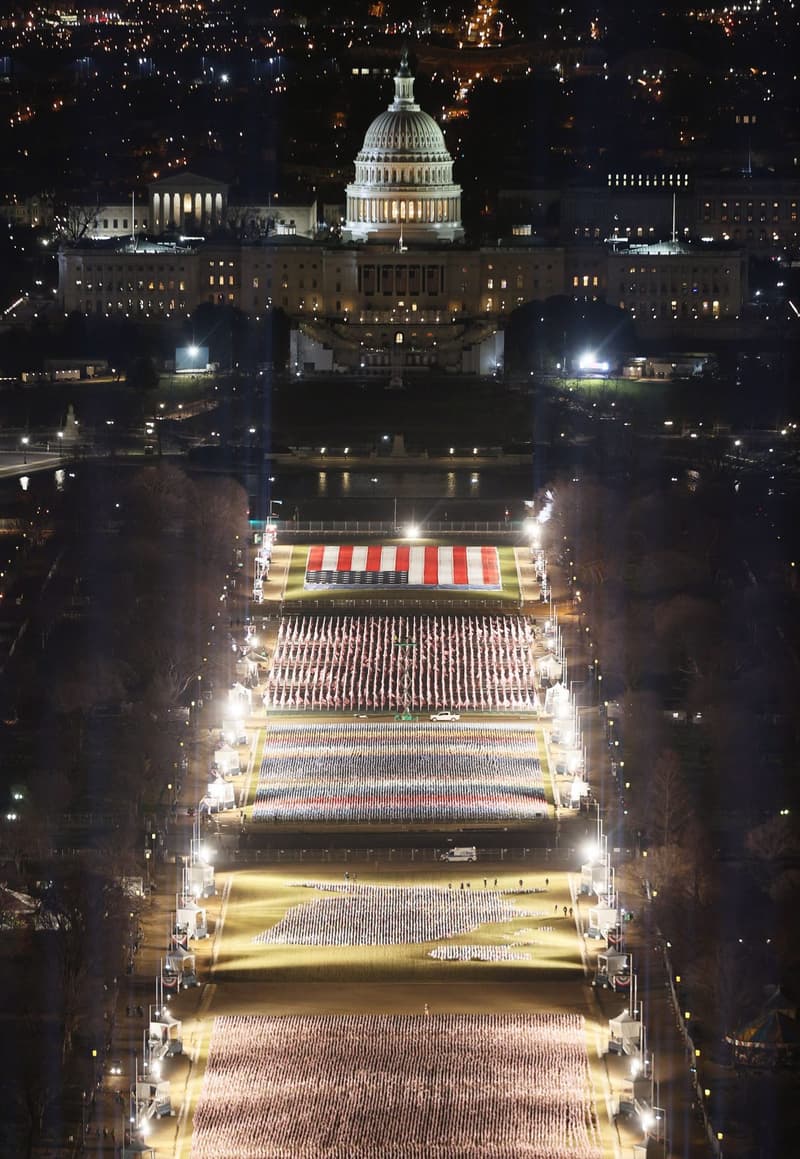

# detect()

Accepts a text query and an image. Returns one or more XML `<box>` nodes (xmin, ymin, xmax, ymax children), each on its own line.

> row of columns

<box><xmin>152</xmin><ymin>191</ymin><xmax>225</xmax><ymax>233</ymax></box>
<box><xmin>357</xmin><ymin>165</ymin><xmax>451</xmax><ymax>186</ymax></box>
<box><xmin>349</xmin><ymin>196</ymin><xmax>459</xmax><ymax>225</ymax></box>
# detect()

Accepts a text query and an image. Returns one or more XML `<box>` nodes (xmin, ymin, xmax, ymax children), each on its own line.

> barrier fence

<box><xmin>257</xmin><ymin>520</ymin><xmax>527</xmax><ymax>536</ymax></box>
<box><xmin>227</xmin><ymin>845</ymin><xmax>579</xmax><ymax>867</ymax></box>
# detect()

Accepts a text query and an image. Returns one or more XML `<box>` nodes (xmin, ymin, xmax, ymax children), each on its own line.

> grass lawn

<box><xmin>212</xmin><ymin>865</ymin><xmax>582</xmax><ymax>984</ymax></box>
<box><xmin>282</xmin><ymin>543</ymin><xmax>521</xmax><ymax>606</ymax></box>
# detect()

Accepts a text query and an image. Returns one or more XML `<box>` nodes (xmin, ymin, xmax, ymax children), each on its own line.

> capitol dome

<box><xmin>344</xmin><ymin>53</ymin><xmax>464</xmax><ymax>243</ymax></box>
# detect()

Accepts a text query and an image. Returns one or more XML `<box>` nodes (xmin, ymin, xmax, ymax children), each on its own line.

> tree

<box><xmin>6</xmin><ymin>1012</ymin><xmax>61</xmax><ymax>1159</ymax></box>
<box><xmin>685</xmin><ymin>942</ymin><xmax>764</xmax><ymax>1039</ymax></box>
<box><xmin>125</xmin><ymin>355</ymin><xmax>159</xmax><ymax>392</ymax></box>
<box><xmin>745</xmin><ymin>815</ymin><xmax>800</xmax><ymax>878</ymax></box>
<box><xmin>227</xmin><ymin>205</ymin><xmax>266</xmax><ymax>240</ymax></box>
<box><xmin>33</xmin><ymin>871</ymin><xmax>125</xmax><ymax>1062</ymax></box>
<box><xmin>503</xmin><ymin>295</ymin><xmax>636</xmax><ymax>375</ymax></box>
<box><xmin>648</xmin><ymin>748</ymin><xmax>693</xmax><ymax>848</ymax></box>
<box><xmin>189</xmin><ymin>475</ymin><xmax>249</xmax><ymax>564</ymax></box>
<box><xmin>51</xmin><ymin>201</ymin><xmax>105</xmax><ymax>243</ymax></box>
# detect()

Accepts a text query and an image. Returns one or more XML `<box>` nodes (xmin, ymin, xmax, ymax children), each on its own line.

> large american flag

<box><xmin>304</xmin><ymin>545</ymin><xmax>501</xmax><ymax>590</ymax></box>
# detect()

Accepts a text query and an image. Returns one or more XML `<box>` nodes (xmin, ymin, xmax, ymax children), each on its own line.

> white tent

<box><xmin>609</xmin><ymin>1008</ymin><xmax>642</xmax><ymax>1048</ymax></box>
<box><xmin>148</xmin><ymin>1016</ymin><xmax>183</xmax><ymax>1059</ymax></box>
<box><xmin>214</xmin><ymin>745</ymin><xmax>241</xmax><ymax>774</ymax></box>
<box><xmin>586</xmin><ymin>904</ymin><xmax>619</xmax><ymax>939</ymax></box>
<box><xmin>176</xmin><ymin>900</ymin><xmax>208</xmax><ymax>939</ymax></box>
<box><xmin>185</xmin><ymin>862</ymin><xmax>215</xmax><ymax>899</ymax></box>
<box><xmin>136</xmin><ymin>1078</ymin><xmax>171</xmax><ymax>1118</ymax></box>
<box><xmin>570</xmin><ymin>776</ymin><xmax>589</xmax><ymax>806</ymax></box>
<box><xmin>580</xmin><ymin>860</ymin><xmax>608</xmax><ymax>896</ymax></box>
<box><xmin>208</xmin><ymin>778</ymin><xmax>236</xmax><ymax>808</ymax></box>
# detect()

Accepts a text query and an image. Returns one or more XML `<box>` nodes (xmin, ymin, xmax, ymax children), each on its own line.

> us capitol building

<box><xmin>56</xmin><ymin>55</ymin><xmax>746</xmax><ymax>376</ymax></box>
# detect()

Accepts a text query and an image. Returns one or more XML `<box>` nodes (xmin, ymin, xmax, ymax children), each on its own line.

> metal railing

<box><xmin>278</xmin><ymin>596</ymin><xmax>525</xmax><ymax>613</ymax></box>
<box><xmin>227</xmin><ymin>846</ymin><xmax>578</xmax><ymax>866</ymax></box>
<box><xmin>257</xmin><ymin>520</ymin><xmax>527</xmax><ymax>536</ymax></box>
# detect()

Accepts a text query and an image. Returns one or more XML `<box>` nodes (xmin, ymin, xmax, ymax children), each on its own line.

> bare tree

<box><xmin>686</xmin><ymin>942</ymin><xmax>763</xmax><ymax>1037</ymax></box>
<box><xmin>648</xmin><ymin>748</ymin><xmax>693</xmax><ymax>848</ymax></box>
<box><xmin>189</xmin><ymin>475</ymin><xmax>249</xmax><ymax>563</ymax></box>
<box><xmin>7</xmin><ymin>1011</ymin><xmax>61</xmax><ymax>1159</ymax></box>
<box><xmin>640</xmin><ymin>842</ymin><xmax>684</xmax><ymax>895</ymax></box>
<box><xmin>51</xmin><ymin>201</ymin><xmax>106</xmax><ymax>242</ymax></box>
<box><xmin>34</xmin><ymin>871</ymin><xmax>127</xmax><ymax>1063</ymax></box>
<box><xmin>227</xmin><ymin>205</ymin><xmax>265</xmax><ymax>240</ymax></box>
<box><xmin>746</xmin><ymin>815</ymin><xmax>799</xmax><ymax>870</ymax></box>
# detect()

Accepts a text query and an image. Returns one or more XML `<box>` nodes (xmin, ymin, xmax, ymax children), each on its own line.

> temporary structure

<box><xmin>726</xmin><ymin>1008</ymin><xmax>800</xmax><ymax>1068</ymax></box>
<box><xmin>608</xmin><ymin>1008</ymin><xmax>642</xmax><ymax>1055</ymax></box>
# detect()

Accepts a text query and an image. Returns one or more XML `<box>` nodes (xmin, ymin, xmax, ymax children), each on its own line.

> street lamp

<box><xmin>20</xmin><ymin>435</ymin><xmax>29</xmax><ymax>464</ymax></box>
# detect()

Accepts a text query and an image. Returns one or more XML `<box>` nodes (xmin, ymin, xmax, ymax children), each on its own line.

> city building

<box><xmin>606</xmin><ymin>241</ymin><xmax>747</xmax><ymax>323</ymax></box>
<box><xmin>56</xmin><ymin>58</ymin><xmax>750</xmax><ymax>373</ymax></box>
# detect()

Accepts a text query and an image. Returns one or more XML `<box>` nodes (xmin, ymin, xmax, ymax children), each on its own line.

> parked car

<box><xmin>430</xmin><ymin>711</ymin><xmax>460</xmax><ymax>722</ymax></box>
<box><xmin>440</xmin><ymin>846</ymin><xmax>477</xmax><ymax>862</ymax></box>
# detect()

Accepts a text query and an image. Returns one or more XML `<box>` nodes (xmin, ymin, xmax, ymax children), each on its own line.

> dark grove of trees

<box><xmin>503</xmin><ymin>296</ymin><xmax>636</xmax><ymax>376</ymax></box>
<box><xmin>0</xmin><ymin>303</ymin><xmax>290</xmax><ymax>380</ymax></box>
<box><xmin>0</xmin><ymin>461</ymin><xmax>248</xmax><ymax>1151</ymax></box>
<box><xmin>550</xmin><ymin>469</ymin><xmax>800</xmax><ymax>1054</ymax></box>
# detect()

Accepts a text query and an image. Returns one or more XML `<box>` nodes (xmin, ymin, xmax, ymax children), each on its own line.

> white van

<box><xmin>440</xmin><ymin>846</ymin><xmax>477</xmax><ymax>862</ymax></box>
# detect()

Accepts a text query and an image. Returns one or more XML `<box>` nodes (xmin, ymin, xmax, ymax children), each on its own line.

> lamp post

<box><xmin>20</xmin><ymin>435</ymin><xmax>29</xmax><ymax>464</ymax></box>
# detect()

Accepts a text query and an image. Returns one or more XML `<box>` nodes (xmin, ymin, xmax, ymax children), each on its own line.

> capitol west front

<box><xmin>56</xmin><ymin>57</ymin><xmax>744</xmax><ymax>375</ymax></box>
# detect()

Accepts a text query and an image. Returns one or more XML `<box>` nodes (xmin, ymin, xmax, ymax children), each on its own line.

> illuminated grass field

<box><xmin>190</xmin><ymin>1012</ymin><xmax>602</xmax><ymax>1158</ymax></box>
<box><xmin>212</xmin><ymin>867</ymin><xmax>582</xmax><ymax>983</ymax></box>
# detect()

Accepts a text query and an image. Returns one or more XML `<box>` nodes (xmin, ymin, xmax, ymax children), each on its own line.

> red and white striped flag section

<box><xmin>304</xmin><ymin>545</ymin><xmax>501</xmax><ymax>590</ymax></box>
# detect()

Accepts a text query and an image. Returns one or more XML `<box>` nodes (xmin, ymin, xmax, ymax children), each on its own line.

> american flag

<box><xmin>304</xmin><ymin>545</ymin><xmax>501</xmax><ymax>590</ymax></box>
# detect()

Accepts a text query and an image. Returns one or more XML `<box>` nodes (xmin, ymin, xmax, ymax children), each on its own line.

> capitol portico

<box><xmin>148</xmin><ymin>172</ymin><xmax>228</xmax><ymax>236</ymax></box>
